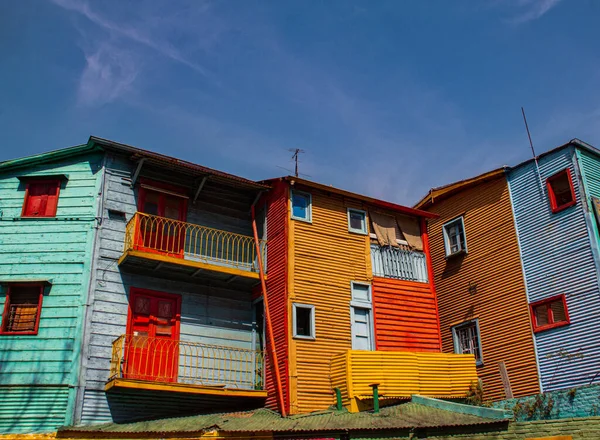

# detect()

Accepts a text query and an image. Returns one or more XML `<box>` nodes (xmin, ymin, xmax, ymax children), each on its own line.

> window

<box><xmin>293</xmin><ymin>303</ymin><xmax>315</xmax><ymax>339</ymax></box>
<box><xmin>546</xmin><ymin>169</ymin><xmax>576</xmax><ymax>213</ymax></box>
<box><xmin>452</xmin><ymin>320</ymin><xmax>483</xmax><ymax>366</ymax></box>
<box><xmin>21</xmin><ymin>180</ymin><xmax>61</xmax><ymax>217</ymax></box>
<box><xmin>443</xmin><ymin>217</ymin><xmax>467</xmax><ymax>257</ymax></box>
<box><xmin>347</xmin><ymin>209</ymin><xmax>367</xmax><ymax>234</ymax></box>
<box><xmin>530</xmin><ymin>295</ymin><xmax>570</xmax><ymax>333</ymax></box>
<box><xmin>291</xmin><ymin>191</ymin><xmax>312</xmax><ymax>222</ymax></box>
<box><xmin>1</xmin><ymin>284</ymin><xmax>44</xmax><ymax>335</ymax></box>
<box><xmin>350</xmin><ymin>282</ymin><xmax>374</xmax><ymax>351</ymax></box>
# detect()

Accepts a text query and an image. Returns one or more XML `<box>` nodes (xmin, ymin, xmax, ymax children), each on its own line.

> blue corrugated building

<box><xmin>508</xmin><ymin>139</ymin><xmax>600</xmax><ymax>392</ymax></box>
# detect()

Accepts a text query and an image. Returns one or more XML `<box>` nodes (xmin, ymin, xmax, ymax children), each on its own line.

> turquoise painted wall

<box><xmin>0</xmin><ymin>150</ymin><xmax>103</xmax><ymax>433</ymax></box>
<box><xmin>493</xmin><ymin>383</ymin><xmax>600</xmax><ymax>421</ymax></box>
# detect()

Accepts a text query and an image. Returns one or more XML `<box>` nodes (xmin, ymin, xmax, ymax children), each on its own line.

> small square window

<box><xmin>291</xmin><ymin>191</ymin><xmax>312</xmax><ymax>222</ymax></box>
<box><xmin>22</xmin><ymin>180</ymin><xmax>61</xmax><ymax>217</ymax></box>
<box><xmin>530</xmin><ymin>295</ymin><xmax>570</xmax><ymax>333</ymax></box>
<box><xmin>293</xmin><ymin>303</ymin><xmax>315</xmax><ymax>339</ymax></box>
<box><xmin>1</xmin><ymin>284</ymin><xmax>44</xmax><ymax>335</ymax></box>
<box><xmin>443</xmin><ymin>217</ymin><xmax>467</xmax><ymax>257</ymax></box>
<box><xmin>452</xmin><ymin>320</ymin><xmax>483</xmax><ymax>366</ymax></box>
<box><xmin>347</xmin><ymin>209</ymin><xmax>367</xmax><ymax>235</ymax></box>
<box><xmin>546</xmin><ymin>169</ymin><xmax>576</xmax><ymax>213</ymax></box>
<box><xmin>351</xmin><ymin>282</ymin><xmax>371</xmax><ymax>303</ymax></box>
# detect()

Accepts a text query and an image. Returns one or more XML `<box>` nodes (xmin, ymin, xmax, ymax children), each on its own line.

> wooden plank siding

<box><xmin>424</xmin><ymin>175</ymin><xmax>540</xmax><ymax>400</ymax></box>
<box><xmin>508</xmin><ymin>145</ymin><xmax>600</xmax><ymax>392</ymax></box>
<box><xmin>78</xmin><ymin>153</ymin><xmax>260</xmax><ymax>424</ymax></box>
<box><xmin>288</xmin><ymin>184</ymin><xmax>372</xmax><ymax>414</ymax></box>
<box><xmin>0</xmin><ymin>152</ymin><xmax>103</xmax><ymax>433</ymax></box>
<box><xmin>372</xmin><ymin>277</ymin><xmax>441</xmax><ymax>352</ymax></box>
<box><xmin>260</xmin><ymin>182</ymin><xmax>289</xmax><ymax>414</ymax></box>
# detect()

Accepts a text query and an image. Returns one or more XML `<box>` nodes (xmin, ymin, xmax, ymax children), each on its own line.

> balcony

<box><xmin>119</xmin><ymin>212</ymin><xmax>266</xmax><ymax>283</ymax></box>
<box><xmin>107</xmin><ymin>335</ymin><xmax>267</xmax><ymax>405</ymax></box>
<box><xmin>371</xmin><ymin>244</ymin><xmax>428</xmax><ymax>282</ymax></box>
<box><xmin>331</xmin><ymin>350</ymin><xmax>477</xmax><ymax>412</ymax></box>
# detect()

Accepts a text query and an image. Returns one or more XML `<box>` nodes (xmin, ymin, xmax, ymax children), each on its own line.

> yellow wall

<box><xmin>288</xmin><ymin>185</ymin><xmax>372</xmax><ymax>413</ymax></box>
<box><xmin>331</xmin><ymin>350</ymin><xmax>478</xmax><ymax>412</ymax></box>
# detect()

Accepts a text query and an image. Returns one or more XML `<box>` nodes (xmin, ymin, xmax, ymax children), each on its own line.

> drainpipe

<box><xmin>251</xmin><ymin>200</ymin><xmax>287</xmax><ymax>417</ymax></box>
<box><xmin>370</xmin><ymin>383</ymin><xmax>380</xmax><ymax>413</ymax></box>
<box><xmin>334</xmin><ymin>387</ymin><xmax>343</xmax><ymax>411</ymax></box>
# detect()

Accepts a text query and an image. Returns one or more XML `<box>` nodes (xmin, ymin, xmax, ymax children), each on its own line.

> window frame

<box><xmin>442</xmin><ymin>216</ymin><xmax>467</xmax><ymax>257</ymax></box>
<box><xmin>451</xmin><ymin>319</ymin><xmax>483</xmax><ymax>367</ymax></box>
<box><xmin>21</xmin><ymin>179</ymin><xmax>61</xmax><ymax>218</ymax></box>
<box><xmin>0</xmin><ymin>283</ymin><xmax>45</xmax><ymax>336</ymax></box>
<box><xmin>290</xmin><ymin>190</ymin><xmax>312</xmax><ymax>223</ymax></box>
<box><xmin>546</xmin><ymin>168</ymin><xmax>577</xmax><ymax>214</ymax></box>
<box><xmin>347</xmin><ymin>208</ymin><xmax>368</xmax><ymax>235</ymax></box>
<box><xmin>349</xmin><ymin>282</ymin><xmax>375</xmax><ymax>351</ymax></box>
<box><xmin>529</xmin><ymin>294</ymin><xmax>570</xmax><ymax>333</ymax></box>
<box><xmin>292</xmin><ymin>303</ymin><xmax>316</xmax><ymax>340</ymax></box>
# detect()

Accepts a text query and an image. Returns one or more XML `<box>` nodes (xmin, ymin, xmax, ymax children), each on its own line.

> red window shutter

<box><xmin>22</xmin><ymin>180</ymin><xmax>60</xmax><ymax>217</ymax></box>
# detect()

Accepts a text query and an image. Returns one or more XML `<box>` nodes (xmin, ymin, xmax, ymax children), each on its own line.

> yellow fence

<box><xmin>123</xmin><ymin>212</ymin><xmax>267</xmax><ymax>271</ymax></box>
<box><xmin>331</xmin><ymin>350</ymin><xmax>478</xmax><ymax>412</ymax></box>
<box><xmin>110</xmin><ymin>335</ymin><xmax>264</xmax><ymax>390</ymax></box>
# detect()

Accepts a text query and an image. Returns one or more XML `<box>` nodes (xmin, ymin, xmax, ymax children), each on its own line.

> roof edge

<box><xmin>414</xmin><ymin>167</ymin><xmax>507</xmax><ymax>210</ymax></box>
<box><xmin>0</xmin><ymin>144</ymin><xmax>96</xmax><ymax>172</ymax></box>
<box><xmin>264</xmin><ymin>176</ymin><xmax>438</xmax><ymax>219</ymax></box>
<box><xmin>412</xmin><ymin>395</ymin><xmax>513</xmax><ymax>420</ymax></box>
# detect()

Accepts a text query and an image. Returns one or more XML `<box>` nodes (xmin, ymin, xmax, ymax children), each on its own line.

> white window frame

<box><xmin>451</xmin><ymin>319</ymin><xmax>483</xmax><ymax>367</ymax></box>
<box><xmin>290</xmin><ymin>190</ymin><xmax>312</xmax><ymax>223</ymax></box>
<box><xmin>443</xmin><ymin>216</ymin><xmax>467</xmax><ymax>257</ymax></box>
<box><xmin>347</xmin><ymin>208</ymin><xmax>368</xmax><ymax>235</ymax></box>
<box><xmin>350</xmin><ymin>282</ymin><xmax>375</xmax><ymax>351</ymax></box>
<box><xmin>292</xmin><ymin>303</ymin><xmax>316</xmax><ymax>340</ymax></box>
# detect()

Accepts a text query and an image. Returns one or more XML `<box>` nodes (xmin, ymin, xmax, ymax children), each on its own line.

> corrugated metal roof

<box><xmin>59</xmin><ymin>402</ymin><xmax>503</xmax><ymax>436</ymax></box>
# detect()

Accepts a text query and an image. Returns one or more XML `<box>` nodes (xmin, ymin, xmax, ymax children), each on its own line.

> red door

<box><xmin>136</xmin><ymin>185</ymin><xmax>188</xmax><ymax>258</ymax></box>
<box><xmin>124</xmin><ymin>289</ymin><xmax>181</xmax><ymax>383</ymax></box>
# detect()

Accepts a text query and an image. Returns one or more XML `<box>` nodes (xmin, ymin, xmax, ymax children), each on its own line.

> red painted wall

<box><xmin>261</xmin><ymin>181</ymin><xmax>290</xmax><ymax>413</ymax></box>
<box><xmin>372</xmin><ymin>277</ymin><xmax>441</xmax><ymax>352</ymax></box>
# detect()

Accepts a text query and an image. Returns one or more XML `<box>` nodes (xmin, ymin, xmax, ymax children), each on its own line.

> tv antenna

<box><xmin>521</xmin><ymin>107</ymin><xmax>544</xmax><ymax>195</ymax></box>
<box><xmin>288</xmin><ymin>148</ymin><xmax>305</xmax><ymax>177</ymax></box>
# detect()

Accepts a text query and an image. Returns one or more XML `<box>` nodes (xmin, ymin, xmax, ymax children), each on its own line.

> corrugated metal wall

<box><xmin>372</xmin><ymin>277</ymin><xmax>440</xmax><ymax>352</ymax></box>
<box><xmin>426</xmin><ymin>175</ymin><xmax>540</xmax><ymax>400</ymax></box>
<box><xmin>509</xmin><ymin>146</ymin><xmax>600</xmax><ymax>391</ymax></box>
<box><xmin>330</xmin><ymin>351</ymin><xmax>477</xmax><ymax>411</ymax></box>
<box><xmin>290</xmin><ymin>186</ymin><xmax>370</xmax><ymax>414</ymax></box>
<box><xmin>262</xmin><ymin>181</ymin><xmax>289</xmax><ymax>414</ymax></box>
<box><xmin>0</xmin><ymin>386</ymin><xmax>69</xmax><ymax>434</ymax></box>
<box><xmin>0</xmin><ymin>152</ymin><xmax>103</xmax><ymax>433</ymax></box>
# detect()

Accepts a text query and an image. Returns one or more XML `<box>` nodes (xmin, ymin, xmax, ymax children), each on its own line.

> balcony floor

<box><xmin>119</xmin><ymin>249</ymin><xmax>263</xmax><ymax>287</ymax></box>
<box><xmin>104</xmin><ymin>378</ymin><xmax>267</xmax><ymax>422</ymax></box>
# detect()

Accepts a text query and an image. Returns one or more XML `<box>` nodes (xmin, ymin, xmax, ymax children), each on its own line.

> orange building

<box><xmin>258</xmin><ymin>177</ymin><xmax>478</xmax><ymax>414</ymax></box>
<box><xmin>415</xmin><ymin>170</ymin><xmax>540</xmax><ymax>400</ymax></box>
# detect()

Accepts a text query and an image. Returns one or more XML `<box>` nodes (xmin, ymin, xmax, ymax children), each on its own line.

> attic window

<box><xmin>21</xmin><ymin>180</ymin><xmax>61</xmax><ymax>217</ymax></box>
<box><xmin>546</xmin><ymin>169</ymin><xmax>576</xmax><ymax>213</ymax></box>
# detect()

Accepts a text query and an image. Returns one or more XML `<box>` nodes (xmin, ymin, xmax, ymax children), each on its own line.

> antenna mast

<box><xmin>290</xmin><ymin>148</ymin><xmax>305</xmax><ymax>177</ymax></box>
<box><xmin>521</xmin><ymin>107</ymin><xmax>545</xmax><ymax>195</ymax></box>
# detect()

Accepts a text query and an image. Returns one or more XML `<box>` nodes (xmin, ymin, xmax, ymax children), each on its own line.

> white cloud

<box><xmin>77</xmin><ymin>42</ymin><xmax>138</xmax><ymax>106</ymax></box>
<box><xmin>510</xmin><ymin>0</ymin><xmax>563</xmax><ymax>23</ymax></box>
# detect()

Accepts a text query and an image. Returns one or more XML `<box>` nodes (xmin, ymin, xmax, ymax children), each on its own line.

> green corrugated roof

<box><xmin>59</xmin><ymin>402</ymin><xmax>504</xmax><ymax>436</ymax></box>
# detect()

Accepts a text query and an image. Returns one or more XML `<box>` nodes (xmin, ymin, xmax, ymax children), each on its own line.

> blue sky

<box><xmin>1</xmin><ymin>0</ymin><xmax>599</xmax><ymax>204</ymax></box>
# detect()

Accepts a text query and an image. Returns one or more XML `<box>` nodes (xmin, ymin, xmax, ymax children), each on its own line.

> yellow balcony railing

<box><xmin>109</xmin><ymin>335</ymin><xmax>264</xmax><ymax>390</ymax></box>
<box><xmin>331</xmin><ymin>350</ymin><xmax>478</xmax><ymax>412</ymax></box>
<box><xmin>123</xmin><ymin>212</ymin><xmax>267</xmax><ymax>272</ymax></box>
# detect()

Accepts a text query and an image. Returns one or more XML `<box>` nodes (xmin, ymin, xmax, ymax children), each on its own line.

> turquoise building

<box><xmin>0</xmin><ymin>144</ymin><xmax>104</xmax><ymax>433</ymax></box>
